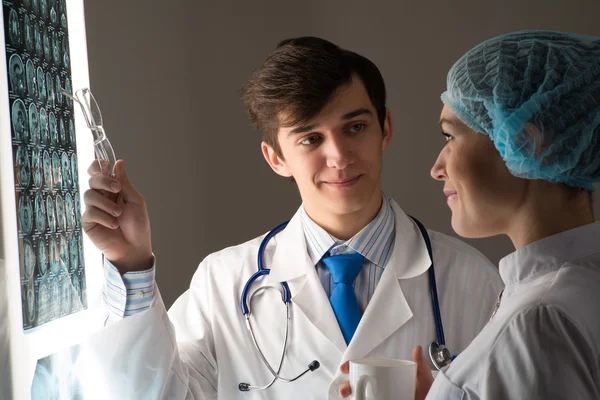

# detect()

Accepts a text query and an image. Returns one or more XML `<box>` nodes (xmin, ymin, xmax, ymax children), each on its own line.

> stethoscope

<box><xmin>410</xmin><ymin>216</ymin><xmax>456</xmax><ymax>371</ymax></box>
<box><xmin>238</xmin><ymin>217</ymin><xmax>454</xmax><ymax>392</ymax></box>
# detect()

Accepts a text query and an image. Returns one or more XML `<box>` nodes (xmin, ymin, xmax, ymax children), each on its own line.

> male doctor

<box><xmin>82</xmin><ymin>37</ymin><xmax>503</xmax><ymax>399</ymax></box>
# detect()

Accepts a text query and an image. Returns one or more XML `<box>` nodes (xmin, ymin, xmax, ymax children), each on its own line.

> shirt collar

<box><xmin>499</xmin><ymin>222</ymin><xmax>600</xmax><ymax>286</ymax></box>
<box><xmin>301</xmin><ymin>192</ymin><xmax>396</xmax><ymax>267</ymax></box>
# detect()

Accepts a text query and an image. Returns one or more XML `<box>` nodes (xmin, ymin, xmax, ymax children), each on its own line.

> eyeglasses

<box><xmin>60</xmin><ymin>88</ymin><xmax>116</xmax><ymax>177</ymax></box>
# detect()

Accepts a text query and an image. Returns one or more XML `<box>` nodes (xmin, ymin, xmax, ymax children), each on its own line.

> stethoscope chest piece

<box><xmin>429</xmin><ymin>341</ymin><xmax>453</xmax><ymax>370</ymax></box>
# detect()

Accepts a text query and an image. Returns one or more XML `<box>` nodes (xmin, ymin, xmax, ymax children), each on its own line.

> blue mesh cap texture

<box><xmin>441</xmin><ymin>30</ymin><xmax>600</xmax><ymax>190</ymax></box>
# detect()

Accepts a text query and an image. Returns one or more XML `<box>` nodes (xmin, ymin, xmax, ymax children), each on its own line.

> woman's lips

<box><xmin>444</xmin><ymin>190</ymin><xmax>458</xmax><ymax>203</ymax></box>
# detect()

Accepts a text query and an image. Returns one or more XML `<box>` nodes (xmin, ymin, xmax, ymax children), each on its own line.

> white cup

<box><xmin>350</xmin><ymin>358</ymin><xmax>416</xmax><ymax>400</ymax></box>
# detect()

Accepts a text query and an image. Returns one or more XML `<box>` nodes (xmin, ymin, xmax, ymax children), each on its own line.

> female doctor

<box><xmin>341</xmin><ymin>29</ymin><xmax>600</xmax><ymax>400</ymax></box>
<box><xmin>81</xmin><ymin>37</ymin><xmax>503</xmax><ymax>399</ymax></box>
<box><xmin>414</xmin><ymin>30</ymin><xmax>600</xmax><ymax>400</ymax></box>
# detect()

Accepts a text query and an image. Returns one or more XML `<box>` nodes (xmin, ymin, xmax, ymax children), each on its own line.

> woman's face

<box><xmin>430</xmin><ymin>106</ymin><xmax>529</xmax><ymax>238</ymax></box>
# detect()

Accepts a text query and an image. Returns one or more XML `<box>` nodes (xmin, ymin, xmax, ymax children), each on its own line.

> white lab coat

<box><xmin>85</xmin><ymin>201</ymin><xmax>503</xmax><ymax>399</ymax></box>
<box><xmin>426</xmin><ymin>222</ymin><xmax>600</xmax><ymax>399</ymax></box>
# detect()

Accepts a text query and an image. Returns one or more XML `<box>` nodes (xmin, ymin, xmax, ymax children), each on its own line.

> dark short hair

<box><xmin>243</xmin><ymin>36</ymin><xmax>387</xmax><ymax>157</ymax></box>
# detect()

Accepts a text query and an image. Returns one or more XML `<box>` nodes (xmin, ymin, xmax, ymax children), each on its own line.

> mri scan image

<box><xmin>65</xmin><ymin>192</ymin><xmax>75</xmax><ymax>230</ymax></box>
<box><xmin>37</xmin><ymin>66</ymin><xmax>47</xmax><ymax>104</ymax></box>
<box><xmin>38</xmin><ymin>237</ymin><xmax>49</xmax><ymax>277</ymax></box>
<box><xmin>49</xmin><ymin>111</ymin><xmax>58</xmax><ymax>147</ymax></box>
<box><xmin>49</xmin><ymin>235</ymin><xmax>60</xmax><ymax>275</ymax></box>
<box><xmin>43</xmin><ymin>150</ymin><xmax>52</xmax><ymax>190</ymax></box>
<box><xmin>32</xmin><ymin>148</ymin><xmax>43</xmax><ymax>189</ymax></box>
<box><xmin>23</xmin><ymin>238</ymin><xmax>35</xmax><ymax>280</ymax></box>
<box><xmin>47</xmin><ymin>71</ymin><xmax>55</xmax><ymax>108</ymax></box>
<box><xmin>25</xmin><ymin>281</ymin><xmax>36</xmax><ymax>325</ymax></box>
<box><xmin>12</xmin><ymin>99</ymin><xmax>27</xmax><ymax>142</ymax></box>
<box><xmin>43</xmin><ymin>26</ymin><xmax>51</xmax><ymax>63</ymax></box>
<box><xmin>59</xmin><ymin>117</ymin><xmax>66</xmax><ymax>145</ymax></box>
<box><xmin>24</xmin><ymin>14</ymin><xmax>34</xmax><ymax>53</ymax></box>
<box><xmin>8</xmin><ymin>8</ymin><xmax>21</xmax><ymax>48</ymax></box>
<box><xmin>16</xmin><ymin>145</ymin><xmax>31</xmax><ymax>189</ymax></box>
<box><xmin>69</xmin><ymin>232</ymin><xmax>78</xmax><ymax>272</ymax></box>
<box><xmin>34</xmin><ymin>22</ymin><xmax>42</xmax><ymax>58</ymax></box>
<box><xmin>55</xmin><ymin>75</ymin><xmax>63</xmax><ymax>106</ymax></box>
<box><xmin>52</xmin><ymin>151</ymin><xmax>62</xmax><ymax>190</ymax></box>
<box><xmin>35</xmin><ymin>193</ymin><xmax>47</xmax><ymax>235</ymax></box>
<box><xmin>26</xmin><ymin>58</ymin><xmax>37</xmax><ymax>100</ymax></box>
<box><xmin>59</xmin><ymin>234</ymin><xmax>69</xmax><ymax>273</ymax></box>
<box><xmin>8</xmin><ymin>54</ymin><xmax>26</xmax><ymax>97</ymax></box>
<box><xmin>71</xmin><ymin>153</ymin><xmax>78</xmax><ymax>190</ymax></box>
<box><xmin>46</xmin><ymin>195</ymin><xmax>56</xmax><ymax>234</ymax></box>
<box><xmin>55</xmin><ymin>193</ymin><xmax>65</xmax><ymax>232</ymax></box>
<box><xmin>39</xmin><ymin>107</ymin><xmax>49</xmax><ymax>146</ymax></box>
<box><xmin>61</xmin><ymin>151</ymin><xmax>71</xmax><ymax>189</ymax></box>
<box><xmin>29</xmin><ymin>103</ymin><xmax>39</xmax><ymax>145</ymax></box>
<box><xmin>19</xmin><ymin>193</ymin><xmax>34</xmax><ymax>235</ymax></box>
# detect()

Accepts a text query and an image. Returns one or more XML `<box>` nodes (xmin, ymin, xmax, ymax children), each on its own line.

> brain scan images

<box><xmin>5</xmin><ymin>0</ymin><xmax>87</xmax><ymax>329</ymax></box>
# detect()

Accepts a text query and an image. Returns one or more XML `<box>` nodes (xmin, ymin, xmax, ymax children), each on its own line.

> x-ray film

<box><xmin>3</xmin><ymin>0</ymin><xmax>87</xmax><ymax>331</ymax></box>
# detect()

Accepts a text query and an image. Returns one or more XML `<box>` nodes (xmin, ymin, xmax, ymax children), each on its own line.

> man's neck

<box><xmin>305</xmin><ymin>192</ymin><xmax>384</xmax><ymax>240</ymax></box>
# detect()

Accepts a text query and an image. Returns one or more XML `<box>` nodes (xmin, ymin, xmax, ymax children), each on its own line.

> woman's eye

<box><xmin>442</xmin><ymin>132</ymin><xmax>454</xmax><ymax>142</ymax></box>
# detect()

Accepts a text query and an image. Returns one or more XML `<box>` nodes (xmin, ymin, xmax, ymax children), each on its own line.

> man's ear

<box><xmin>382</xmin><ymin>108</ymin><xmax>393</xmax><ymax>151</ymax></box>
<box><xmin>261</xmin><ymin>141</ymin><xmax>292</xmax><ymax>177</ymax></box>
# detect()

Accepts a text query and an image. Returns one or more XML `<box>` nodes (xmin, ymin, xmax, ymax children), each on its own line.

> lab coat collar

<box><xmin>266</xmin><ymin>207</ymin><xmax>312</xmax><ymax>283</ymax></box>
<box><xmin>499</xmin><ymin>222</ymin><xmax>600</xmax><ymax>286</ymax></box>
<box><xmin>267</xmin><ymin>199</ymin><xmax>431</xmax><ymax>283</ymax></box>
<box><xmin>266</xmin><ymin>200</ymin><xmax>433</xmax><ymax>355</ymax></box>
<box><xmin>386</xmin><ymin>200</ymin><xmax>432</xmax><ymax>280</ymax></box>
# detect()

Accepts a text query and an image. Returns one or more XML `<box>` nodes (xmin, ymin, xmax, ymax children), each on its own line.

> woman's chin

<box><xmin>451</xmin><ymin>215</ymin><xmax>495</xmax><ymax>239</ymax></box>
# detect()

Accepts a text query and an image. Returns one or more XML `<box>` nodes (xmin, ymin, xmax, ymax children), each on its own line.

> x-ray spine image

<box><xmin>3</xmin><ymin>0</ymin><xmax>87</xmax><ymax>330</ymax></box>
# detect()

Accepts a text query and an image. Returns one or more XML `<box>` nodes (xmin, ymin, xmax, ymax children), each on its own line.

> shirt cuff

<box><xmin>103</xmin><ymin>256</ymin><xmax>156</xmax><ymax>323</ymax></box>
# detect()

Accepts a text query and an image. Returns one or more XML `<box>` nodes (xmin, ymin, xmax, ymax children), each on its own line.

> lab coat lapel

<box><xmin>291</xmin><ymin>267</ymin><xmax>347</xmax><ymax>353</ymax></box>
<box><xmin>344</xmin><ymin>263</ymin><xmax>412</xmax><ymax>360</ymax></box>
<box><xmin>267</xmin><ymin>209</ymin><xmax>347</xmax><ymax>353</ymax></box>
<box><xmin>344</xmin><ymin>201</ymin><xmax>432</xmax><ymax>361</ymax></box>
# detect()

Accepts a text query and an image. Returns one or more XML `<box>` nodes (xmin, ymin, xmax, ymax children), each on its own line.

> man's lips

<box><xmin>322</xmin><ymin>174</ymin><xmax>363</xmax><ymax>186</ymax></box>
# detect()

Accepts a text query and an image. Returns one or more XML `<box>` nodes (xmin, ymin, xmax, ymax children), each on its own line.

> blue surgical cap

<box><xmin>441</xmin><ymin>30</ymin><xmax>600</xmax><ymax>190</ymax></box>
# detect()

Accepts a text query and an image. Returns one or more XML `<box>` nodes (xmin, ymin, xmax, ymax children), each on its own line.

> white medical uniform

<box><xmin>427</xmin><ymin>222</ymin><xmax>600</xmax><ymax>399</ymax></box>
<box><xmin>86</xmin><ymin>201</ymin><xmax>503</xmax><ymax>399</ymax></box>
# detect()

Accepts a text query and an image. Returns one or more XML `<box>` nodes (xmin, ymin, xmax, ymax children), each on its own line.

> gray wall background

<box><xmin>83</xmin><ymin>0</ymin><xmax>600</xmax><ymax>308</ymax></box>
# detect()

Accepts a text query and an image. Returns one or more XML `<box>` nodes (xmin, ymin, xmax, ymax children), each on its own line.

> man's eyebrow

<box><xmin>289</xmin><ymin>123</ymin><xmax>318</xmax><ymax>135</ymax></box>
<box><xmin>341</xmin><ymin>108</ymin><xmax>372</xmax><ymax>120</ymax></box>
<box><xmin>288</xmin><ymin>108</ymin><xmax>373</xmax><ymax>136</ymax></box>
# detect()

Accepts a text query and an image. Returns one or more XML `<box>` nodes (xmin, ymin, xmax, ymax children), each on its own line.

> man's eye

<box><xmin>300</xmin><ymin>135</ymin><xmax>321</xmax><ymax>145</ymax></box>
<box><xmin>348</xmin><ymin>123</ymin><xmax>366</xmax><ymax>133</ymax></box>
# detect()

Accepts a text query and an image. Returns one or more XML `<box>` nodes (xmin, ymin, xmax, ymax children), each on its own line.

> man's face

<box><xmin>263</xmin><ymin>76</ymin><xmax>392</xmax><ymax>223</ymax></box>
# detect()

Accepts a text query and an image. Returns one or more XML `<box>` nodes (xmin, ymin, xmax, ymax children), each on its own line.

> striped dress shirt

<box><xmin>301</xmin><ymin>192</ymin><xmax>396</xmax><ymax>314</ymax></box>
<box><xmin>103</xmin><ymin>257</ymin><xmax>155</xmax><ymax>323</ymax></box>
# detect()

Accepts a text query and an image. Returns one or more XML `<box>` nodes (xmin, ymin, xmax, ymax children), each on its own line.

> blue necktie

<box><xmin>321</xmin><ymin>252</ymin><xmax>365</xmax><ymax>345</ymax></box>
